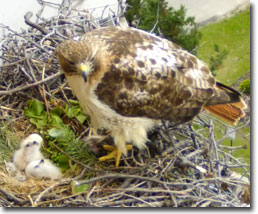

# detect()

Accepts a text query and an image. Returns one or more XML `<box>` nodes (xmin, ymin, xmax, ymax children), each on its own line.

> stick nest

<box><xmin>0</xmin><ymin>0</ymin><xmax>250</xmax><ymax>208</ymax></box>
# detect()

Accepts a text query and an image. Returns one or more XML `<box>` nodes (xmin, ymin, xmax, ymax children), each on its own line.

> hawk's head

<box><xmin>57</xmin><ymin>39</ymin><xmax>99</xmax><ymax>82</ymax></box>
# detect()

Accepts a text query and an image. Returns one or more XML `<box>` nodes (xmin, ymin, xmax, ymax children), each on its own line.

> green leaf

<box><xmin>50</xmin><ymin>106</ymin><xmax>63</xmax><ymax>117</ymax></box>
<box><xmin>75</xmin><ymin>113</ymin><xmax>87</xmax><ymax>124</ymax></box>
<box><xmin>30</xmin><ymin>118</ymin><xmax>46</xmax><ymax>129</ymax></box>
<box><xmin>49</xmin><ymin>107</ymin><xmax>64</xmax><ymax>128</ymax></box>
<box><xmin>48</xmin><ymin>128</ymin><xmax>65</xmax><ymax>138</ymax></box>
<box><xmin>64</xmin><ymin>100</ymin><xmax>87</xmax><ymax>124</ymax></box>
<box><xmin>28</xmin><ymin>112</ymin><xmax>48</xmax><ymax>129</ymax></box>
<box><xmin>71</xmin><ymin>180</ymin><xmax>89</xmax><ymax>194</ymax></box>
<box><xmin>65</xmin><ymin>105</ymin><xmax>80</xmax><ymax>118</ymax></box>
<box><xmin>24</xmin><ymin>99</ymin><xmax>48</xmax><ymax>129</ymax></box>
<box><xmin>25</xmin><ymin>100</ymin><xmax>45</xmax><ymax>117</ymax></box>
<box><xmin>49</xmin><ymin>114</ymin><xmax>64</xmax><ymax>128</ymax></box>
<box><xmin>68</xmin><ymin>99</ymin><xmax>80</xmax><ymax>105</ymax></box>
<box><xmin>48</xmin><ymin>127</ymin><xmax>75</xmax><ymax>143</ymax></box>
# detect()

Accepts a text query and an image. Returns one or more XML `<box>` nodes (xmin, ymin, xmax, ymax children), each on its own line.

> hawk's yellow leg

<box><xmin>99</xmin><ymin>145</ymin><xmax>133</xmax><ymax>167</ymax></box>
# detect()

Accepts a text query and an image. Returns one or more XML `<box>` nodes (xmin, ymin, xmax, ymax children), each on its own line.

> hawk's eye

<box><xmin>32</xmin><ymin>141</ymin><xmax>38</xmax><ymax>145</ymax></box>
<box><xmin>68</xmin><ymin>60</ymin><xmax>75</xmax><ymax>66</ymax></box>
<box><xmin>25</xmin><ymin>144</ymin><xmax>30</xmax><ymax>148</ymax></box>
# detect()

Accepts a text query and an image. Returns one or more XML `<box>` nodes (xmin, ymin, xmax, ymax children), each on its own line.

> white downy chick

<box><xmin>25</xmin><ymin>159</ymin><xmax>62</xmax><ymax>180</ymax></box>
<box><xmin>13</xmin><ymin>133</ymin><xmax>43</xmax><ymax>171</ymax></box>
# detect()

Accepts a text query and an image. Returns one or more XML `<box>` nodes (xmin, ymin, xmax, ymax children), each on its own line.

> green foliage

<box><xmin>24</xmin><ymin>99</ymin><xmax>87</xmax><ymax>129</ymax></box>
<box><xmin>239</xmin><ymin>79</ymin><xmax>250</xmax><ymax>94</ymax></box>
<box><xmin>24</xmin><ymin>100</ymin><xmax>48</xmax><ymax>129</ymax></box>
<box><xmin>71</xmin><ymin>180</ymin><xmax>89</xmax><ymax>194</ymax></box>
<box><xmin>125</xmin><ymin>0</ymin><xmax>202</xmax><ymax>54</ymax></box>
<box><xmin>209</xmin><ymin>44</ymin><xmax>229</xmax><ymax>76</ymax></box>
<box><xmin>197</xmin><ymin>9</ymin><xmax>250</xmax><ymax>85</ymax></box>
<box><xmin>24</xmin><ymin>99</ymin><xmax>95</xmax><ymax>171</ymax></box>
<box><xmin>0</xmin><ymin>124</ymin><xmax>20</xmax><ymax>163</ymax></box>
<box><xmin>64</xmin><ymin>100</ymin><xmax>87</xmax><ymax>124</ymax></box>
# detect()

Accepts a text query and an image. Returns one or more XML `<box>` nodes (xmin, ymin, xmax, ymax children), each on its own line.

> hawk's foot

<box><xmin>99</xmin><ymin>145</ymin><xmax>133</xmax><ymax>167</ymax></box>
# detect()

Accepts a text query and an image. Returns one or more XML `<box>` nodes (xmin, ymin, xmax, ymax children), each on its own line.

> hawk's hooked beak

<box><xmin>80</xmin><ymin>64</ymin><xmax>89</xmax><ymax>83</ymax></box>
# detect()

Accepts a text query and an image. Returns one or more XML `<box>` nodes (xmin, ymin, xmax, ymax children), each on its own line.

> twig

<box><xmin>33</xmin><ymin>179</ymin><xmax>71</xmax><ymax>206</ymax></box>
<box><xmin>100</xmin><ymin>187</ymin><xmax>191</xmax><ymax>194</ymax></box>
<box><xmin>76</xmin><ymin>173</ymin><xmax>192</xmax><ymax>187</ymax></box>
<box><xmin>150</xmin><ymin>1</ymin><xmax>160</xmax><ymax>33</ymax></box>
<box><xmin>24</xmin><ymin>12</ymin><xmax>49</xmax><ymax>35</ymax></box>
<box><xmin>0</xmin><ymin>58</ymin><xmax>26</xmax><ymax>68</ymax></box>
<box><xmin>0</xmin><ymin>188</ymin><xmax>27</xmax><ymax>206</ymax></box>
<box><xmin>0</xmin><ymin>71</ymin><xmax>62</xmax><ymax>96</ymax></box>
<box><xmin>219</xmin><ymin>145</ymin><xmax>248</xmax><ymax>151</ymax></box>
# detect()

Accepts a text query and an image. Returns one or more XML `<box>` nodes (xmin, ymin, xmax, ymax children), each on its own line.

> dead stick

<box><xmin>24</xmin><ymin>12</ymin><xmax>49</xmax><ymax>35</ymax></box>
<box><xmin>76</xmin><ymin>173</ymin><xmax>189</xmax><ymax>187</ymax></box>
<box><xmin>0</xmin><ymin>187</ymin><xmax>27</xmax><ymax>206</ymax></box>
<box><xmin>0</xmin><ymin>71</ymin><xmax>62</xmax><ymax>96</ymax></box>
<box><xmin>33</xmin><ymin>179</ymin><xmax>71</xmax><ymax>206</ymax></box>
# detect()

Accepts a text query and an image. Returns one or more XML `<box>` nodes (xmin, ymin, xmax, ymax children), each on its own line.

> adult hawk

<box><xmin>57</xmin><ymin>26</ymin><xmax>246</xmax><ymax>166</ymax></box>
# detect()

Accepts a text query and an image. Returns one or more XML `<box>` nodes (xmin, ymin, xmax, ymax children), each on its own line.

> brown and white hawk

<box><xmin>57</xmin><ymin>26</ymin><xmax>246</xmax><ymax>166</ymax></box>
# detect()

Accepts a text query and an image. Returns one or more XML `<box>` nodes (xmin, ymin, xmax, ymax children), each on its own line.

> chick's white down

<box><xmin>25</xmin><ymin>159</ymin><xmax>61</xmax><ymax>180</ymax></box>
<box><xmin>13</xmin><ymin>134</ymin><xmax>43</xmax><ymax>171</ymax></box>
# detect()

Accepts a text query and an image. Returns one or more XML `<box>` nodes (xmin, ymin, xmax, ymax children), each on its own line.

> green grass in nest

<box><xmin>0</xmin><ymin>124</ymin><xmax>21</xmax><ymax>164</ymax></box>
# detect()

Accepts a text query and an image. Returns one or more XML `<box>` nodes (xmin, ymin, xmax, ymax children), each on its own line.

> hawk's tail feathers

<box><xmin>204</xmin><ymin>100</ymin><xmax>247</xmax><ymax>125</ymax></box>
<box><xmin>204</xmin><ymin>81</ymin><xmax>247</xmax><ymax>125</ymax></box>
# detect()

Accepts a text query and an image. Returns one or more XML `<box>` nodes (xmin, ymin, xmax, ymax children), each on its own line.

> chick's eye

<box><xmin>25</xmin><ymin>144</ymin><xmax>30</xmax><ymax>148</ymax></box>
<box><xmin>33</xmin><ymin>141</ymin><xmax>38</xmax><ymax>145</ymax></box>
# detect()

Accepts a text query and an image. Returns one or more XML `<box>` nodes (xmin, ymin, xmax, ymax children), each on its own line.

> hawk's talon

<box><xmin>99</xmin><ymin>145</ymin><xmax>132</xmax><ymax>167</ymax></box>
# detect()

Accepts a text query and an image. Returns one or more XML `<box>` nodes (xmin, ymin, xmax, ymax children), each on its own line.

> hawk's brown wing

<box><xmin>93</xmin><ymin>27</ymin><xmax>220</xmax><ymax>123</ymax></box>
